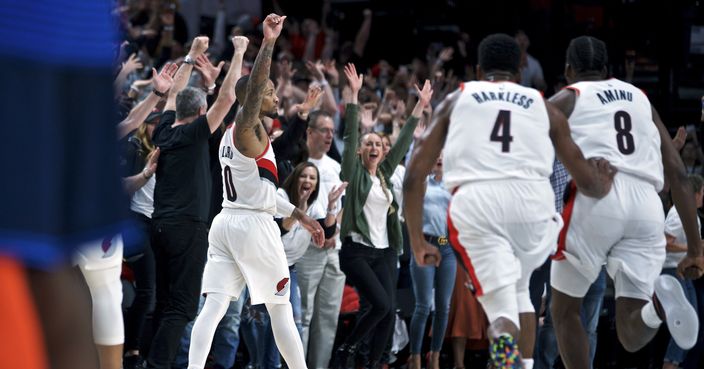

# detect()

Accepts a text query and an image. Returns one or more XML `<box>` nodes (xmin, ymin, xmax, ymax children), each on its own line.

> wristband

<box><xmin>142</xmin><ymin>168</ymin><xmax>152</xmax><ymax>179</ymax></box>
<box><xmin>184</xmin><ymin>55</ymin><xmax>195</xmax><ymax>65</ymax></box>
<box><xmin>153</xmin><ymin>89</ymin><xmax>167</xmax><ymax>98</ymax></box>
<box><xmin>207</xmin><ymin>83</ymin><xmax>217</xmax><ymax>95</ymax></box>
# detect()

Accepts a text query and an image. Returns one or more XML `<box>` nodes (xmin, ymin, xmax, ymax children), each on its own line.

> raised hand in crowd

<box><xmin>291</xmin><ymin>85</ymin><xmax>323</xmax><ymax>118</ymax></box>
<box><xmin>306</xmin><ymin>60</ymin><xmax>326</xmax><ymax>82</ymax></box>
<box><xmin>123</xmin><ymin>53</ymin><xmax>144</xmax><ymax>74</ymax></box>
<box><xmin>344</xmin><ymin>63</ymin><xmax>363</xmax><ymax>104</ymax></box>
<box><xmin>163</xmin><ymin>36</ymin><xmax>209</xmax><ymax>112</ymax></box>
<box><xmin>117</xmin><ymin>62</ymin><xmax>179</xmax><ymax>139</ymax></box>
<box><xmin>411</xmin><ymin>79</ymin><xmax>434</xmax><ymax>118</ymax></box>
<box><xmin>115</xmin><ymin>53</ymin><xmax>145</xmax><ymax>94</ymax></box>
<box><xmin>672</xmin><ymin>126</ymin><xmax>688</xmax><ymax>151</ymax></box>
<box><xmin>152</xmin><ymin>62</ymin><xmax>179</xmax><ymax>95</ymax></box>
<box><xmin>323</xmin><ymin>60</ymin><xmax>340</xmax><ymax>86</ymax></box>
<box><xmin>232</xmin><ymin>34</ymin><xmax>250</xmax><ymax>54</ymax></box>
<box><xmin>194</xmin><ymin>54</ymin><xmax>225</xmax><ymax>90</ymax></box>
<box><xmin>360</xmin><ymin>107</ymin><xmax>375</xmax><ymax>133</ymax></box>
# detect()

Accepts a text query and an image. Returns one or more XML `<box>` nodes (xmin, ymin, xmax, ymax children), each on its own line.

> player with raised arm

<box><xmin>187</xmin><ymin>14</ymin><xmax>323</xmax><ymax>369</ymax></box>
<box><xmin>403</xmin><ymin>34</ymin><xmax>614</xmax><ymax>369</ymax></box>
<box><xmin>548</xmin><ymin>36</ymin><xmax>704</xmax><ymax>369</ymax></box>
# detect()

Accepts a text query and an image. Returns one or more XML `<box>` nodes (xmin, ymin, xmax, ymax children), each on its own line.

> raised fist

<box><xmin>263</xmin><ymin>14</ymin><xmax>286</xmax><ymax>41</ymax></box>
<box><xmin>189</xmin><ymin>36</ymin><xmax>209</xmax><ymax>56</ymax></box>
<box><xmin>232</xmin><ymin>35</ymin><xmax>249</xmax><ymax>53</ymax></box>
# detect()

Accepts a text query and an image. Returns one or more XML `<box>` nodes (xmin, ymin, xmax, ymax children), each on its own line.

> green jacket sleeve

<box><xmin>340</xmin><ymin>104</ymin><xmax>360</xmax><ymax>181</ymax></box>
<box><xmin>381</xmin><ymin>115</ymin><xmax>419</xmax><ymax>174</ymax></box>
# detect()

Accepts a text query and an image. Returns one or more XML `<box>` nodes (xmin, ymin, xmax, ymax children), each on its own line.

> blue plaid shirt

<box><xmin>550</xmin><ymin>160</ymin><xmax>571</xmax><ymax>213</ymax></box>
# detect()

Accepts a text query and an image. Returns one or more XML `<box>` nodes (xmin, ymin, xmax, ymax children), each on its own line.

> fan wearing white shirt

<box><xmin>298</xmin><ymin>110</ymin><xmax>350</xmax><ymax>369</ymax></box>
<box><xmin>275</xmin><ymin>163</ymin><xmax>346</xmax><ymax>334</ymax></box>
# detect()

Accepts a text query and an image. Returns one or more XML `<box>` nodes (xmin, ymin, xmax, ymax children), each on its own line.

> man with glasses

<box><xmin>297</xmin><ymin>110</ymin><xmax>347</xmax><ymax>369</ymax></box>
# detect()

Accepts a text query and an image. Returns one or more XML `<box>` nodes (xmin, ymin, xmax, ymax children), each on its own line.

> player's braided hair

<box><xmin>566</xmin><ymin>36</ymin><xmax>608</xmax><ymax>75</ymax></box>
<box><xmin>478</xmin><ymin>33</ymin><xmax>521</xmax><ymax>75</ymax></box>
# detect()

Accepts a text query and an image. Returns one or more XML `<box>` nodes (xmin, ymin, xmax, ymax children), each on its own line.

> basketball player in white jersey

<box><xmin>186</xmin><ymin>14</ymin><xmax>324</xmax><ymax>369</ymax></box>
<box><xmin>403</xmin><ymin>34</ymin><xmax>615</xmax><ymax>369</ymax></box>
<box><xmin>547</xmin><ymin>36</ymin><xmax>704</xmax><ymax>369</ymax></box>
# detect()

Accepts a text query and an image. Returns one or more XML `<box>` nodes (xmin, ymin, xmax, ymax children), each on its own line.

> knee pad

<box><xmin>84</xmin><ymin>266</ymin><xmax>124</xmax><ymax>345</ymax></box>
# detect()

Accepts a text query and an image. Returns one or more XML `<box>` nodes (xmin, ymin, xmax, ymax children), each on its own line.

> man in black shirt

<box><xmin>146</xmin><ymin>34</ymin><xmax>245</xmax><ymax>369</ymax></box>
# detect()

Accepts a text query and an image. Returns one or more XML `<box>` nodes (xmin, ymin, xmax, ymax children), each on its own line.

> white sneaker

<box><xmin>654</xmin><ymin>274</ymin><xmax>699</xmax><ymax>350</ymax></box>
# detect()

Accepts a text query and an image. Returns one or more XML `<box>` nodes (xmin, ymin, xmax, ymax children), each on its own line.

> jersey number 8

<box><xmin>614</xmin><ymin>110</ymin><xmax>635</xmax><ymax>155</ymax></box>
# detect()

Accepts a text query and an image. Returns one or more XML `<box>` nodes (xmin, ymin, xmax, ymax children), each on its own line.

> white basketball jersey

<box><xmin>444</xmin><ymin>81</ymin><xmax>554</xmax><ymax>190</ymax></box>
<box><xmin>567</xmin><ymin>79</ymin><xmax>663</xmax><ymax>191</ymax></box>
<box><xmin>219</xmin><ymin>125</ymin><xmax>279</xmax><ymax>215</ymax></box>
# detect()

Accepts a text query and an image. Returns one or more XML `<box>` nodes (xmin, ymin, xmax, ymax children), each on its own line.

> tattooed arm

<box><xmin>234</xmin><ymin>13</ymin><xmax>286</xmax><ymax>158</ymax></box>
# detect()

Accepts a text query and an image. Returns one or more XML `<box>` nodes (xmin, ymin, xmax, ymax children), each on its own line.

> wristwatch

<box><xmin>184</xmin><ymin>55</ymin><xmax>195</xmax><ymax>65</ymax></box>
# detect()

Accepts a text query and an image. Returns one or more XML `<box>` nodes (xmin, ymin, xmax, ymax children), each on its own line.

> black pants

<box><xmin>124</xmin><ymin>212</ymin><xmax>156</xmax><ymax>353</ymax></box>
<box><xmin>146</xmin><ymin>219</ymin><xmax>208</xmax><ymax>369</ymax></box>
<box><xmin>340</xmin><ymin>239</ymin><xmax>397</xmax><ymax>364</ymax></box>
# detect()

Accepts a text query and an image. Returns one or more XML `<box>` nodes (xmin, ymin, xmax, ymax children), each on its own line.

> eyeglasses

<box><xmin>312</xmin><ymin>127</ymin><xmax>336</xmax><ymax>135</ymax></box>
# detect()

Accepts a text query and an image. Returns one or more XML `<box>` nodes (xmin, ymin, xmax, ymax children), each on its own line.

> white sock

<box><xmin>188</xmin><ymin>293</ymin><xmax>231</xmax><ymax>369</ymax></box>
<box><xmin>640</xmin><ymin>300</ymin><xmax>662</xmax><ymax>329</ymax></box>
<box><xmin>266</xmin><ymin>302</ymin><xmax>307</xmax><ymax>369</ymax></box>
<box><xmin>522</xmin><ymin>358</ymin><xmax>534</xmax><ymax>369</ymax></box>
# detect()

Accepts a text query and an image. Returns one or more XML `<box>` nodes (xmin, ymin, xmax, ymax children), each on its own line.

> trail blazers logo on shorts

<box><xmin>275</xmin><ymin>277</ymin><xmax>290</xmax><ymax>296</ymax></box>
<box><xmin>101</xmin><ymin>236</ymin><xmax>118</xmax><ymax>259</ymax></box>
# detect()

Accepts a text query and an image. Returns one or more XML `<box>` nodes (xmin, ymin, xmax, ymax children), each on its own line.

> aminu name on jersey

<box><xmin>596</xmin><ymin>89</ymin><xmax>633</xmax><ymax>105</ymax></box>
<box><xmin>470</xmin><ymin>90</ymin><xmax>535</xmax><ymax>109</ymax></box>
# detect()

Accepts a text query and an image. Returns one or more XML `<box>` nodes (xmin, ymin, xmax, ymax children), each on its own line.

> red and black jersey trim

<box><xmin>257</xmin><ymin>157</ymin><xmax>279</xmax><ymax>187</ymax></box>
<box><xmin>552</xmin><ymin>180</ymin><xmax>577</xmax><ymax>261</ymax></box>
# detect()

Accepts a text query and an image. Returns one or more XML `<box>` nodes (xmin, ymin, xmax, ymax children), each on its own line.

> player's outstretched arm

<box><xmin>206</xmin><ymin>36</ymin><xmax>249</xmax><ymax>133</ymax></box>
<box><xmin>545</xmin><ymin>100</ymin><xmax>615</xmax><ymax>198</ymax></box>
<box><xmin>293</xmin><ymin>209</ymin><xmax>325</xmax><ymax>247</ymax></box>
<box><xmin>403</xmin><ymin>91</ymin><xmax>458</xmax><ymax>267</ymax></box>
<box><xmin>234</xmin><ymin>14</ymin><xmax>286</xmax><ymax>158</ymax></box>
<box><xmin>653</xmin><ymin>107</ymin><xmax>704</xmax><ymax>278</ymax></box>
<box><xmin>164</xmin><ymin>36</ymin><xmax>209</xmax><ymax>112</ymax></box>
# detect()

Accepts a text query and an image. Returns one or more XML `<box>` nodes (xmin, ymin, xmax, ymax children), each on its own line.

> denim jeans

<box><xmin>535</xmin><ymin>266</ymin><xmax>606</xmax><ymax>369</ymax></box>
<box><xmin>409</xmin><ymin>241</ymin><xmax>457</xmax><ymax>353</ymax></box>
<box><xmin>662</xmin><ymin>268</ymin><xmax>699</xmax><ymax>365</ymax></box>
<box><xmin>173</xmin><ymin>293</ymin><xmax>245</xmax><ymax>369</ymax></box>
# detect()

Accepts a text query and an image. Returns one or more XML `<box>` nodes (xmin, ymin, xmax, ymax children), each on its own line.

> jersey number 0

<box><xmin>224</xmin><ymin>166</ymin><xmax>238</xmax><ymax>202</ymax></box>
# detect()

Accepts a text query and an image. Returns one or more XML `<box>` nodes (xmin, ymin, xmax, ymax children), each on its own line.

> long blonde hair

<box><xmin>135</xmin><ymin>122</ymin><xmax>155</xmax><ymax>154</ymax></box>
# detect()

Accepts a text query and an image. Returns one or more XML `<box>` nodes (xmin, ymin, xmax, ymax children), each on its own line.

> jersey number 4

<box><xmin>224</xmin><ymin>166</ymin><xmax>238</xmax><ymax>202</ymax></box>
<box><xmin>614</xmin><ymin>111</ymin><xmax>635</xmax><ymax>155</ymax></box>
<box><xmin>490</xmin><ymin>110</ymin><xmax>513</xmax><ymax>152</ymax></box>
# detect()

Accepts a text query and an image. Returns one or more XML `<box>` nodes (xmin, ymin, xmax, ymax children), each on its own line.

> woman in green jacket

<box><xmin>332</xmin><ymin>63</ymin><xmax>433</xmax><ymax>369</ymax></box>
